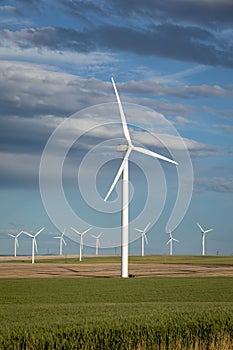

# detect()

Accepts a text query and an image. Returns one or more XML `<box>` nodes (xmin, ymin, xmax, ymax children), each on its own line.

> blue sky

<box><xmin>0</xmin><ymin>0</ymin><xmax>232</xmax><ymax>256</ymax></box>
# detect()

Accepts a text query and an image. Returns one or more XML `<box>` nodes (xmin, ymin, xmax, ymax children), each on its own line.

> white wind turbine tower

<box><xmin>54</xmin><ymin>230</ymin><xmax>67</xmax><ymax>256</ymax></box>
<box><xmin>91</xmin><ymin>232</ymin><xmax>103</xmax><ymax>255</ymax></box>
<box><xmin>104</xmin><ymin>78</ymin><xmax>178</xmax><ymax>278</ymax></box>
<box><xmin>22</xmin><ymin>228</ymin><xmax>45</xmax><ymax>264</ymax></box>
<box><xmin>71</xmin><ymin>227</ymin><xmax>91</xmax><ymax>261</ymax></box>
<box><xmin>166</xmin><ymin>230</ymin><xmax>179</xmax><ymax>256</ymax></box>
<box><xmin>197</xmin><ymin>223</ymin><xmax>213</xmax><ymax>256</ymax></box>
<box><xmin>135</xmin><ymin>223</ymin><xmax>151</xmax><ymax>256</ymax></box>
<box><xmin>8</xmin><ymin>231</ymin><xmax>23</xmax><ymax>257</ymax></box>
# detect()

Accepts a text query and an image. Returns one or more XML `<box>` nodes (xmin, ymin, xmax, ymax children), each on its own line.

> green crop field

<box><xmin>0</xmin><ymin>277</ymin><xmax>232</xmax><ymax>349</ymax></box>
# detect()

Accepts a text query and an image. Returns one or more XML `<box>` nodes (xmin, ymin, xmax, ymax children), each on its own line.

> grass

<box><xmin>0</xmin><ymin>277</ymin><xmax>232</xmax><ymax>349</ymax></box>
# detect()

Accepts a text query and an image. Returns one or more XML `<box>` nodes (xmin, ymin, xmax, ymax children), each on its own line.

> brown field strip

<box><xmin>0</xmin><ymin>260</ymin><xmax>233</xmax><ymax>278</ymax></box>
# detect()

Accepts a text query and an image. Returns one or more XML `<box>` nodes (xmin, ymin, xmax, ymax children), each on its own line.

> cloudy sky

<box><xmin>0</xmin><ymin>0</ymin><xmax>232</xmax><ymax>256</ymax></box>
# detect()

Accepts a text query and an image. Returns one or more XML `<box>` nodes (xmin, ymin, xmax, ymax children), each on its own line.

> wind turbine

<box><xmin>166</xmin><ymin>230</ymin><xmax>179</xmax><ymax>256</ymax></box>
<box><xmin>197</xmin><ymin>223</ymin><xmax>213</xmax><ymax>256</ymax></box>
<box><xmin>91</xmin><ymin>232</ymin><xmax>103</xmax><ymax>255</ymax></box>
<box><xmin>22</xmin><ymin>228</ymin><xmax>45</xmax><ymax>263</ymax></box>
<box><xmin>53</xmin><ymin>230</ymin><xmax>67</xmax><ymax>256</ymax></box>
<box><xmin>71</xmin><ymin>227</ymin><xmax>91</xmax><ymax>261</ymax></box>
<box><xmin>104</xmin><ymin>77</ymin><xmax>178</xmax><ymax>278</ymax></box>
<box><xmin>135</xmin><ymin>223</ymin><xmax>151</xmax><ymax>256</ymax></box>
<box><xmin>8</xmin><ymin>231</ymin><xmax>23</xmax><ymax>257</ymax></box>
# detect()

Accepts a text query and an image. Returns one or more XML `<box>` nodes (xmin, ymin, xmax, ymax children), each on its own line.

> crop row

<box><xmin>0</xmin><ymin>313</ymin><xmax>232</xmax><ymax>349</ymax></box>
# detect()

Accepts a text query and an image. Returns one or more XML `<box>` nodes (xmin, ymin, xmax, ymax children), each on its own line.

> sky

<box><xmin>0</xmin><ymin>0</ymin><xmax>232</xmax><ymax>256</ymax></box>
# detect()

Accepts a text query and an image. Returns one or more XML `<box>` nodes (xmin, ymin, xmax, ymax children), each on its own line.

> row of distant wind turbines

<box><xmin>138</xmin><ymin>223</ymin><xmax>213</xmax><ymax>257</ymax></box>
<box><xmin>8</xmin><ymin>227</ymin><xmax>101</xmax><ymax>264</ymax></box>
<box><xmin>9</xmin><ymin>78</ymin><xmax>213</xmax><ymax>276</ymax></box>
<box><xmin>8</xmin><ymin>222</ymin><xmax>213</xmax><ymax>264</ymax></box>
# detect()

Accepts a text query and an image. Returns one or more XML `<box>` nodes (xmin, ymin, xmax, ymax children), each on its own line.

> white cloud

<box><xmin>174</xmin><ymin>116</ymin><xmax>196</xmax><ymax>125</ymax></box>
<box><xmin>0</xmin><ymin>42</ymin><xmax>116</xmax><ymax>72</ymax></box>
<box><xmin>195</xmin><ymin>177</ymin><xmax>233</xmax><ymax>193</ymax></box>
<box><xmin>213</xmin><ymin>124</ymin><xmax>233</xmax><ymax>135</ymax></box>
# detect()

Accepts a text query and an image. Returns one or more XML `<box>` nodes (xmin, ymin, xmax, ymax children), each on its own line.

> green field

<box><xmin>0</xmin><ymin>277</ymin><xmax>232</xmax><ymax>349</ymax></box>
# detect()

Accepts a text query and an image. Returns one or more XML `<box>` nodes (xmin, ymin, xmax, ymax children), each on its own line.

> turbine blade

<box><xmin>132</xmin><ymin>146</ymin><xmax>178</xmax><ymax>165</ymax></box>
<box><xmin>71</xmin><ymin>227</ymin><xmax>81</xmax><ymax>236</ymax></box>
<box><xmin>22</xmin><ymin>231</ymin><xmax>33</xmax><ymax>238</ymax></box>
<box><xmin>104</xmin><ymin>148</ymin><xmax>131</xmax><ymax>201</ymax></box>
<box><xmin>144</xmin><ymin>222</ymin><xmax>151</xmax><ymax>232</ymax></box>
<box><xmin>62</xmin><ymin>237</ymin><xmax>67</xmax><ymax>246</ymax></box>
<box><xmin>205</xmin><ymin>229</ymin><xmax>213</xmax><ymax>233</ymax></box>
<box><xmin>82</xmin><ymin>227</ymin><xmax>92</xmax><ymax>235</ymax></box>
<box><xmin>144</xmin><ymin>234</ymin><xmax>148</xmax><ymax>245</ymax></box>
<box><xmin>8</xmin><ymin>234</ymin><xmax>15</xmax><ymax>238</ymax></box>
<box><xmin>197</xmin><ymin>223</ymin><xmax>204</xmax><ymax>232</ymax></box>
<box><xmin>16</xmin><ymin>231</ymin><xmax>23</xmax><ymax>238</ymax></box>
<box><xmin>166</xmin><ymin>239</ymin><xmax>171</xmax><ymax>245</ymax></box>
<box><xmin>111</xmin><ymin>77</ymin><xmax>132</xmax><ymax>145</ymax></box>
<box><xmin>173</xmin><ymin>238</ymin><xmax>179</xmax><ymax>243</ymax></box>
<box><xmin>35</xmin><ymin>227</ymin><xmax>45</xmax><ymax>237</ymax></box>
<box><xmin>16</xmin><ymin>238</ymin><xmax>19</xmax><ymax>248</ymax></box>
<box><xmin>61</xmin><ymin>229</ymin><xmax>66</xmax><ymax>237</ymax></box>
<box><xmin>97</xmin><ymin>232</ymin><xmax>103</xmax><ymax>239</ymax></box>
<box><xmin>135</xmin><ymin>228</ymin><xmax>144</xmax><ymax>233</ymax></box>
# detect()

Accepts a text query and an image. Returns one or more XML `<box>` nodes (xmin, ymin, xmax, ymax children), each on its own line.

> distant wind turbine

<box><xmin>166</xmin><ymin>230</ymin><xmax>179</xmax><ymax>256</ymax></box>
<box><xmin>135</xmin><ymin>223</ymin><xmax>151</xmax><ymax>256</ymax></box>
<box><xmin>104</xmin><ymin>77</ymin><xmax>178</xmax><ymax>278</ymax></box>
<box><xmin>71</xmin><ymin>227</ymin><xmax>91</xmax><ymax>261</ymax></box>
<box><xmin>197</xmin><ymin>223</ymin><xmax>213</xmax><ymax>256</ymax></box>
<box><xmin>8</xmin><ymin>231</ymin><xmax>23</xmax><ymax>257</ymax></box>
<box><xmin>54</xmin><ymin>230</ymin><xmax>67</xmax><ymax>256</ymax></box>
<box><xmin>91</xmin><ymin>232</ymin><xmax>103</xmax><ymax>255</ymax></box>
<box><xmin>22</xmin><ymin>228</ymin><xmax>45</xmax><ymax>263</ymax></box>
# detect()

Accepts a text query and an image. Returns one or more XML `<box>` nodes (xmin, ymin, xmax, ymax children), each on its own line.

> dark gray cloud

<box><xmin>96</xmin><ymin>24</ymin><xmax>233</xmax><ymax>68</ymax></box>
<box><xmin>60</xmin><ymin>0</ymin><xmax>105</xmax><ymax>25</ymax></box>
<box><xmin>61</xmin><ymin>0</ymin><xmax>233</xmax><ymax>28</ymax></box>
<box><xmin>108</xmin><ymin>0</ymin><xmax>233</xmax><ymax>28</ymax></box>
<box><xmin>2</xmin><ymin>21</ymin><xmax>232</xmax><ymax>68</ymax></box>
<box><xmin>0</xmin><ymin>116</ymin><xmax>54</xmax><ymax>155</ymax></box>
<box><xmin>3</xmin><ymin>27</ymin><xmax>93</xmax><ymax>51</ymax></box>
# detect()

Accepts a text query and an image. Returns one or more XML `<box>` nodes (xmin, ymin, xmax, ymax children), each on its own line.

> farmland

<box><xmin>0</xmin><ymin>270</ymin><xmax>232</xmax><ymax>349</ymax></box>
<box><xmin>0</xmin><ymin>255</ymin><xmax>233</xmax><ymax>278</ymax></box>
